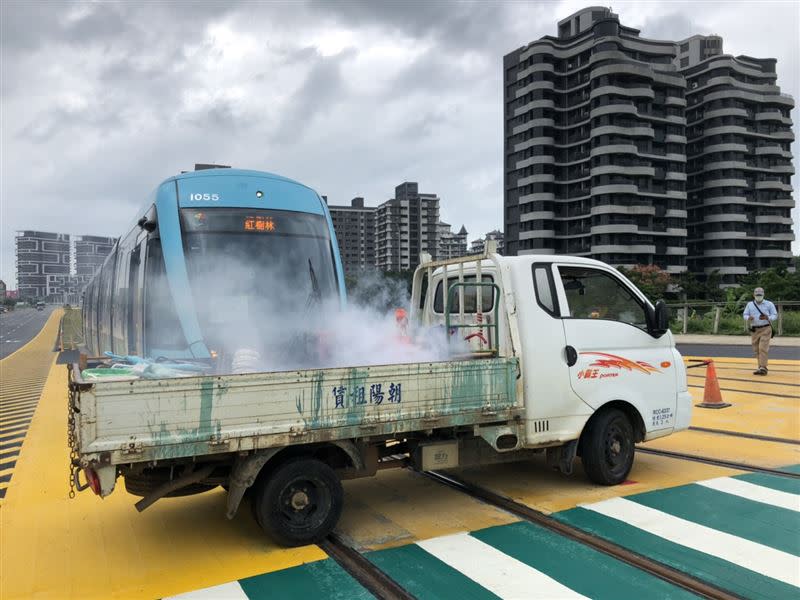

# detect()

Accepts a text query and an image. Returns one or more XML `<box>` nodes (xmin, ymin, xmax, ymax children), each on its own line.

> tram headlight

<box><xmin>256</xmin><ymin>190</ymin><xmax>264</xmax><ymax>198</ymax></box>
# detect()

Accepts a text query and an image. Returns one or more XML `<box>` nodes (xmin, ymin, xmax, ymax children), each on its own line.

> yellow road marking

<box><xmin>453</xmin><ymin>452</ymin><xmax>743</xmax><ymax>514</ymax></box>
<box><xmin>644</xmin><ymin>429</ymin><xmax>800</xmax><ymax>467</ymax></box>
<box><xmin>0</xmin><ymin>356</ymin><xmax>327</xmax><ymax>599</ymax></box>
<box><xmin>338</xmin><ymin>468</ymin><xmax>518</xmax><ymax>551</ymax></box>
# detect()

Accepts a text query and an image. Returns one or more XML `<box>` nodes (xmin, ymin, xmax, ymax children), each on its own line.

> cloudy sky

<box><xmin>1</xmin><ymin>0</ymin><xmax>798</xmax><ymax>286</ymax></box>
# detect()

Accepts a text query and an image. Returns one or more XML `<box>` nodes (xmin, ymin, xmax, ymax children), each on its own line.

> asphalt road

<box><xmin>0</xmin><ymin>306</ymin><xmax>57</xmax><ymax>359</ymax></box>
<box><xmin>677</xmin><ymin>342</ymin><xmax>800</xmax><ymax>360</ymax></box>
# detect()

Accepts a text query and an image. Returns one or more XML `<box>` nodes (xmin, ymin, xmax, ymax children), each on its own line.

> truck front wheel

<box><xmin>253</xmin><ymin>458</ymin><xmax>343</xmax><ymax>547</ymax></box>
<box><xmin>580</xmin><ymin>408</ymin><xmax>634</xmax><ymax>485</ymax></box>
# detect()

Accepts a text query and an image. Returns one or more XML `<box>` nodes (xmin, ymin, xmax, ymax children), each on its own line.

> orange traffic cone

<box><xmin>696</xmin><ymin>359</ymin><xmax>731</xmax><ymax>409</ymax></box>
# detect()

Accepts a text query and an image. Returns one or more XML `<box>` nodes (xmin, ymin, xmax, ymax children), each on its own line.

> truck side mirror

<box><xmin>648</xmin><ymin>300</ymin><xmax>670</xmax><ymax>338</ymax></box>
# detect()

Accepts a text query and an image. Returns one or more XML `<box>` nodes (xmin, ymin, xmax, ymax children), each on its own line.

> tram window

<box><xmin>127</xmin><ymin>245</ymin><xmax>142</xmax><ymax>355</ymax></box>
<box><xmin>112</xmin><ymin>250</ymin><xmax>130</xmax><ymax>353</ymax></box>
<box><xmin>144</xmin><ymin>240</ymin><xmax>186</xmax><ymax>354</ymax></box>
<box><xmin>97</xmin><ymin>252</ymin><xmax>117</xmax><ymax>353</ymax></box>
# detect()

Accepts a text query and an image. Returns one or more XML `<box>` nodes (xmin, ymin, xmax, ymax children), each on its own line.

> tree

<box><xmin>737</xmin><ymin>265</ymin><xmax>800</xmax><ymax>301</ymax></box>
<box><xmin>617</xmin><ymin>265</ymin><xmax>671</xmax><ymax>301</ymax></box>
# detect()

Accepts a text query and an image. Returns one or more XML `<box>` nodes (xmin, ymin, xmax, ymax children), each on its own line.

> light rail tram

<box><xmin>82</xmin><ymin>166</ymin><xmax>345</xmax><ymax>369</ymax></box>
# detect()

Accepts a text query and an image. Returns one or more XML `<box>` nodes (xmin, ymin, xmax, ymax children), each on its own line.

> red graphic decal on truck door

<box><xmin>579</xmin><ymin>352</ymin><xmax>661</xmax><ymax>374</ymax></box>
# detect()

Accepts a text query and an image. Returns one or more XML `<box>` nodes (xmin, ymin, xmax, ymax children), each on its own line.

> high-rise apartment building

<box><xmin>504</xmin><ymin>7</ymin><xmax>794</xmax><ymax>282</ymax></box>
<box><xmin>376</xmin><ymin>182</ymin><xmax>440</xmax><ymax>271</ymax></box>
<box><xmin>75</xmin><ymin>235</ymin><xmax>116</xmax><ymax>280</ymax></box>
<box><xmin>679</xmin><ymin>37</ymin><xmax>795</xmax><ymax>281</ymax></box>
<box><xmin>327</xmin><ymin>197</ymin><xmax>377</xmax><ymax>274</ymax></box>
<box><xmin>15</xmin><ymin>231</ymin><xmax>115</xmax><ymax>301</ymax></box>
<box><xmin>437</xmin><ymin>222</ymin><xmax>469</xmax><ymax>260</ymax></box>
<box><xmin>470</xmin><ymin>230</ymin><xmax>505</xmax><ymax>255</ymax></box>
<box><xmin>15</xmin><ymin>231</ymin><xmax>71</xmax><ymax>299</ymax></box>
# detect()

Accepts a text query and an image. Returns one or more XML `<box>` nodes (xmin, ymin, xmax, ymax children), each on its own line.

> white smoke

<box><xmin>152</xmin><ymin>257</ymin><xmax>467</xmax><ymax>375</ymax></box>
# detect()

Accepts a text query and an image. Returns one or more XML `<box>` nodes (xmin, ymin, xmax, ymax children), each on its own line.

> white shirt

<box><xmin>743</xmin><ymin>299</ymin><xmax>777</xmax><ymax>327</ymax></box>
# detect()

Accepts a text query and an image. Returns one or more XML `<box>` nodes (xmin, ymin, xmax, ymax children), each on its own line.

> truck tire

<box><xmin>252</xmin><ymin>458</ymin><xmax>343</xmax><ymax>547</ymax></box>
<box><xmin>580</xmin><ymin>408</ymin><xmax>634</xmax><ymax>485</ymax></box>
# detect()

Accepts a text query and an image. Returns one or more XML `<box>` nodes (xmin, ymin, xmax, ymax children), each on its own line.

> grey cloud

<box><xmin>270</xmin><ymin>47</ymin><xmax>357</xmax><ymax>143</ymax></box>
<box><xmin>308</xmin><ymin>0</ymin><xmax>512</xmax><ymax>50</ymax></box>
<box><xmin>637</xmin><ymin>12</ymin><xmax>709</xmax><ymax>42</ymax></box>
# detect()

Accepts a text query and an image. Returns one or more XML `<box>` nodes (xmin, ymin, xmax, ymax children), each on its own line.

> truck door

<box><xmin>554</xmin><ymin>265</ymin><xmax>678</xmax><ymax>434</ymax></box>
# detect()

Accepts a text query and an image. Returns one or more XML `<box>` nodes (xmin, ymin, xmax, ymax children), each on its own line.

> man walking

<box><xmin>743</xmin><ymin>287</ymin><xmax>777</xmax><ymax>375</ymax></box>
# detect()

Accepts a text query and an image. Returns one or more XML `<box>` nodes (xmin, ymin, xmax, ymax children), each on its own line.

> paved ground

<box><xmin>677</xmin><ymin>343</ymin><xmax>800</xmax><ymax>360</ymax></box>
<box><xmin>0</xmin><ymin>313</ymin><xmax>798</xmax><ymax>598</ymax></box>
<box><xmin>0</xmin><ymin>306</ymin><xmax>57</xmax><ymax>359</ymax></box>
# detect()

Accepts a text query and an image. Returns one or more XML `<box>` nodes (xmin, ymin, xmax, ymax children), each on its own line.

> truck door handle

<box><xmin>565</xmin><ymin>346</ymin><xmax>578</xmax><ymax>367</ymax></box>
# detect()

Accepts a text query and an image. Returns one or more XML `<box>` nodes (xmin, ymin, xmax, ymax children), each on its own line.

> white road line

<box><xmin>696</xmin><ymin>477</ymin><xmax>800</xmax><ymax>512</ymax></box>
<box><xmin>164</xmin><ymin>581</ymin><xmax>248</xmax><ymax>599</ymax></box>
<box><xmin>418</xmin><ymin>532</ymin><xmax>589</xmax><ymax>599</ymax></box>
<box><xmin>581</xmin><ymin>496</ymin><xmax>800</xmax><ymax>587</ymax></box>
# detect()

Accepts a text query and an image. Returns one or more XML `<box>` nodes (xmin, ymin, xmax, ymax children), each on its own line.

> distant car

<box><xmin>36</xmin><ymin>301</ymin><xmax>45</xmax><ymax>311</ymax></box>
<box><xmin>0</xmin><ymin>306</ymin><xmax>7</xmax><ymax>313</ymax></box>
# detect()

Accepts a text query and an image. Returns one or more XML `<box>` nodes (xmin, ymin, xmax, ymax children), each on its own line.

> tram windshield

<box><xmin>180</xmin><ymin>208</ymin><xmax>339</xmax><ymax>368</ymax></box>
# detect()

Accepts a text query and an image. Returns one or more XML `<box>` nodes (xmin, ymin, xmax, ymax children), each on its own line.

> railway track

<box><xmin>636</xmin><ymin>446</ymin><xmax>800</xmax><ymax>478</ymax></box>
<box><xmin>319</xmin><ymin>534</ymin><xmax>415</xmax><ymax>600</ymax></box>
<box><xmin>688</xmin><ymin>425</ymin><xmax>800</xmax><ymax>445</ymax></box>
<box><xmin>419</xmin><ymin>469</ymin><xmax>739</xmax><ymax>600</ymax></box>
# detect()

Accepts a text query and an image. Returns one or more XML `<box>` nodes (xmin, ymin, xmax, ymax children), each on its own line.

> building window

<box><xmin>680</xmin><ymin>57</ymin><xmax>689</xmax><ymax>68</ymax></box>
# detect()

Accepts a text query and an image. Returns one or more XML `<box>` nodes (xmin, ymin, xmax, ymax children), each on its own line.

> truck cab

<box><xmin>411</xmin><ymin>247</ymin><xmax>691</xmax><ymax>484</ymax></box>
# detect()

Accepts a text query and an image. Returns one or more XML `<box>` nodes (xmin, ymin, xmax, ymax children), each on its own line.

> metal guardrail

<box><xmin>60</xmin><ymin>308</ymin><xmax>84</xmax><ymax>351</ymax></box>
<box><xmin>667</xmin><ymin>301</ymin><xmax>799</xmax><ymax>335</ymax></box>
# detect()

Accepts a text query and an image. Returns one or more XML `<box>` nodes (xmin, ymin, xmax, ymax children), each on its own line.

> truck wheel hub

<box><xmin>290</xmin><ymin>490</ymin><xmax>310</xmax><ymax>510</ymax></box>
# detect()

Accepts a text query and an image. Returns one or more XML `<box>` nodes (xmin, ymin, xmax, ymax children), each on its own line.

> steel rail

<box><xmin>636</xmin><ymin>447</ymin><xmax>800</xmax><ymax>478</ymax></box>
<box><xmin>688</xmin><ymin>426</ymin><xmax>800</xmax><ymax>445</ymax></box>
<box><xmin>319</xmin><ymin>533</ymin><xmax>416</xmax><ymax>600</ymax></box>
<box><xmin>420</xmin><ymin>469</ymin><xmax>740</xmax><ymax>600</ymax></box>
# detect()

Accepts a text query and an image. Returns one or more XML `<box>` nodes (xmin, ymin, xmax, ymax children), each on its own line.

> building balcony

<box><xmin>591</xmin><ymin>224</ymin><xmax>639</xmax><ymax>235</ymax></box>
<box><xmin>592</xmin><ymin>125</ymin><xmax>655</xmax><ymax>138</ymax></box>
<box><xmin>665</xmin><ymin>247</ymin><xmax>689</xmax><ymax>256</ymax></box>
<box><xmin>590</xmin><ymin>144</ymin><xmax>638</xmax><ymax>157</ymax></box>
<box><xmin>519</xmin><ymin>230</ymin><xmax>556</xmax><ymax>240</ymax></box>
<box><xmin>703</xmin><ymin>213</ymin><xmax>748</xmax><ymax>223</ymax></box>
<box><xmin>755</xmin><ymin>180</ymin><xmax>792</xmax><ymax>191</ymax></box>
<box><xmin>701</xmin><ymin>143</ymin><xmax>749</xmax><ymax>154</ymax></box>
<box><xmin>755</xmin><ymin>249</ymin><xmax>793</xmax><ymax>258</ymax></box>
<box><xmin>701</xmin><ymin>178</ymin><xmax>748</xmax><ymax>189</ymax></box>
<box><xmin>702</xmin><ymin>231</ymin><xmax>747</xmax><ymax>240</ymax></box>
<box><xmin>702</xmin><ymin>248</ymin><xmax>749</xmax><ymax>258</ymax></box>
<box><xmin>590</xmin><ymin>85</ymin><xmax>655</xmax><ymax>100</ymax></box>
<box><xmin>590</xmin><ymin>165</ymin><xmax>655</xmax><ymax>177</ymax></box>
<box><xmin>590</xmin><ymin>184</ymin><xmax>638</xmax><ymax>195</ymax></box>
<box><xmin>513</xmin><ymin>99</ymin><xmax>555</xmax><ymax>117</ymax></box>
<box><xmin>755</xmin><ymin>215</ymin><xmax>793</xmax><ymax>224</ymax></box>
<box><xmin>591</xmin><ymin>244</ymin><xmax>657</xmax><ymax>254</ymax></box>
<box><xmin>702</xmin><ymin>266</ymin><xmax>748</xmax><ymax>275</ymax></box>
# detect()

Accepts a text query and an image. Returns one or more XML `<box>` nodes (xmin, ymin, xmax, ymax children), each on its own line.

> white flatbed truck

<box><xmin>68</xmin><ymin>245</ymin><xmax>691</xmax><ymax>546</ymax></box>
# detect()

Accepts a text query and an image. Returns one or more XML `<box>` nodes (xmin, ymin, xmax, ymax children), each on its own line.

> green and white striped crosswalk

<box><xmin>168</xmin><ymin>468</ymin><xmax>800</xmax><ymax>599</ymax></box>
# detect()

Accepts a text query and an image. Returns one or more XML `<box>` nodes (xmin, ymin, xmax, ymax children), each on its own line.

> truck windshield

<box><xmin>180</xmin><ymin>208</ymin><xmax>338</xmax><ymax>366</ymax></box>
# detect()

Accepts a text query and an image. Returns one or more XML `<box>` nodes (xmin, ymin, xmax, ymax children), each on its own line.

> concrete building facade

<box><xmin>15</xmin><ymin>231</ymin><xmax>115</xmax><ymax>301</ymax></box>
<box><xmin>376</xmin><ymin>182</ymin><xmax>440</xmax><ymax>271</ymax></box>
<box><xmin>74</xmin><ymin>235</ymin><xmax>116</xmax><ymax>291</ymax></box>
<box><xmin>504</xmin><ymin>7</ymin><xmax>794</xmax><ymax>282</ymax></box>
<box><xmin>437</xmin><ymin>222</ymin><xmax>469</xmax><ymax>260</ymax></box>
<box><xmin>470</xmin><ymin>230</ymin><xmax>505</xmax><ymax>255</ymax></box>
<box><xmin>328</xmin><ymin>197</ymin><xmax>377</xmax><ymax>274</ymax></box>
<box><xmin>680</xmin><ymin>38</ymin><xmax>795</xmax><ymax>282</ymax></box>
<box><xmin>15</xmin><ymin>231</ymin><xmax>71</xmax><ymax>300</ymax></box>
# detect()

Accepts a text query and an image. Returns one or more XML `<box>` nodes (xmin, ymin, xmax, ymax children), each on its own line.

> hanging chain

<box><xmin>67</xmin><ymin>365</ymin><xmax>80</xmax><ymax>499</ymax></box>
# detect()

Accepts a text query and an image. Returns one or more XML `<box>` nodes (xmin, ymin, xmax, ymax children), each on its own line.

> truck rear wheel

<box><xmin>252</xmin><ymin>458</ymin><xmax>343</xmax><ymax>547</ymax></box>
<box><xmin>580</xmin><ymin>408</ymin><xmax>634</xmax><ymax>485</ymax></box>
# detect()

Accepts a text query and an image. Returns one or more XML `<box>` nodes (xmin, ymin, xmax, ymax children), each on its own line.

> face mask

<box><xmin>754</xmin><ymin>295</ymin><xmax>764</xmax><ymax>302</ymax></box>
